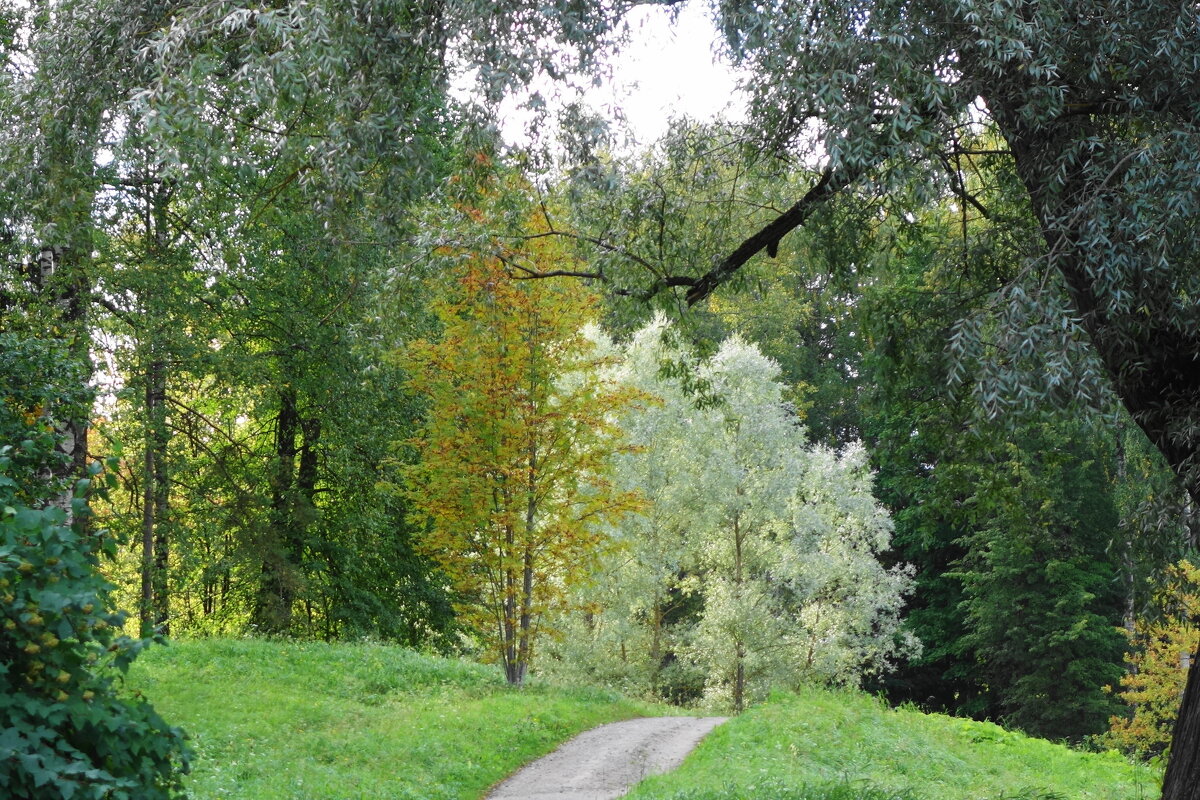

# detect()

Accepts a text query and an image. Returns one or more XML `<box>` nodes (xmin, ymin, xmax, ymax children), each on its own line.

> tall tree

<box><xmin>404</xmin><ymin>215</ymin><xmax>643</xmax><ymax>685</ymax></box>
<box><xmin>953</xmin><ymin>421</ymin><xmax>1127</xmax><ymax>739</ymax></box>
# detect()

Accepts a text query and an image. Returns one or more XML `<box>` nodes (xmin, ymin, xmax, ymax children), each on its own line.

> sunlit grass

<box><xmin>127</xmin><ymin>638</ymin><xmax>671</xmax><ymax>800</ymax></box>
<box><xmin>625</xmin><ymin>687</ymin><xmax>1159</xmax><ymax>800</ymax></box>
<box><xmin>128</xmin><ymin>641</ymin><xmax>1161</xmax><ymax>800</ymax></box>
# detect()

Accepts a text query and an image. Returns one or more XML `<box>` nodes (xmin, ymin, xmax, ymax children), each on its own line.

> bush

<box><xmin>1</xmin><ymin>332</ymin><xmax>189</xmax><ymax>799</ymax></box>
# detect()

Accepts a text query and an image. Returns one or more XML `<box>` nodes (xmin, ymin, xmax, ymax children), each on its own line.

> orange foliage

<box><xmin>404</xmin><ymin>215</ymin><xmax>645</xmax><ymax>684</ymax></box>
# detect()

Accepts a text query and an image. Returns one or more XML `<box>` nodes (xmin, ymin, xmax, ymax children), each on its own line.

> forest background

<box><xmin>3</xmin><ymin>1</ymin><xmax>1200</xmax><ymax>799</ymax></box>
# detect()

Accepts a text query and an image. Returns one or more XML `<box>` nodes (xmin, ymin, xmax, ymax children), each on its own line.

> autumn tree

<box><xmin>1106</xmin><ymin>561</ymin><xmax>1200</xmax><ymax>760</ymax></box>
<box><xmin>404</xmin><ymin>220</ymin><xmax>643</xmax><ymax>686</ymax></box>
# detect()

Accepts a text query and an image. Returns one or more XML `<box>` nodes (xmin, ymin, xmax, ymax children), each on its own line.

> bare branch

<box><xmin>515</xmin><ymin>230</ymin><xmax>660</xmax><ymax>275</ymax></box>
<box><xmin>496</xmin><ymin>251</ymin><xmax>606</xmax><ymax>282</ymax></box>
<box><xmin>684</xmin><ymin>164</ymin><xmax>860</xmax><ymax>306</ymax></box>
<box><xmin>938</xmin><ymin>152</ymin><xmax>992</xmax><ymax>220</ymax></box>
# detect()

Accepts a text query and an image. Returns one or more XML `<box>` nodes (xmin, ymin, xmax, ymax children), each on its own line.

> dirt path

<box><xmin>485</xmin><ymin>716</ymin><xmax>727</xmax><ymax>800</ymax></box>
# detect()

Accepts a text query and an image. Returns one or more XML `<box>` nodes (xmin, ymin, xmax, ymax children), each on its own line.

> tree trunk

<box><xmin>140</xmin><ymin>357</ymin><xmax>170</xmax><ymax>635</ymax></box>
<box><xmin>502</xmin><ymin>519</ymin><xmax>521</xmax><ymax>685</ymax></box>
<box><xmin>517</xmin><ymin>550</ymin><xmax>533</xmax><ymax>686</ymax></box>
<box><xmin>140</xmin><ymin>371</ymin><xmax>154</xmax><ymax>634</ymax></box>
<box><xmin>650</xmin><ymin>596</ymin><xmax>663</xmax><ymax>695</ymax></box>
<box><xmin>1116</xmin><ymin>426</ymin><xmax>1136</xmax><ymax>642</ymax></box>
<box><xmin>151</xmin><ymin>358</ymin><xmax>171</xmax><ymax>634</ymax></box>
<box><xmin>293</xmin><ymin>416</ymin><xmax>320</xmax><ymax>635</ymax></box>
<box><xmin>30</xmin><ymin>246</ymin><xmax>91</xmax><ymax>523</ymax></box>
<box><xmin>1165</xmin><ymin>658</ymin><xmax>1200</xmax><ymax>800</ymax></box>
<box><xmin>148</xmin><ymin>186</ymin><xmax>173</xmax><ymax>635</ymax></box>
<box><xmin>254</xmin><ymin>387</ymin><xmax>300</xmax><ymax>632</ymax></box>
<box><xmin>733</xmin><ymin>508</ymin><xmax>745</xmax><ymax>714</ymax></box>
<box><xmin>252</xmin><ymin>389</ymin><xmax>320</xmax><ymax>633</ymax></box>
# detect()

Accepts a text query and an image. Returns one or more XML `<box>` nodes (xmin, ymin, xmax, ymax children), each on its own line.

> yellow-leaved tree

<box><xmin>404</xmin><ymin>216</ymin><xmax>644</xmax><ymax>685</ymax></box>
<box><xmin>1105</xmin><ymin>560</ymin><xmax>1200</xmax><ymax>760</ymax></box>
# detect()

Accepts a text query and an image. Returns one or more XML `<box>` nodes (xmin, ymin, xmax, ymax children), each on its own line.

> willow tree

<box><xmin>404</xmin><ymin>223</ymin><xmax>643</xmax><ymax>686</ymax></box>
<box><xmin>553</xmin><ymin>318</ymin><xmax>915</xmax><ymax>711</ymax></box>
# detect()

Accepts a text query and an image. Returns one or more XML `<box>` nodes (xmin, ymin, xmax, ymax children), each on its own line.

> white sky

<box><xmin>495</xmin><ymin>1</ymin><xmax>747</xmax><ymax>151</ymax></box>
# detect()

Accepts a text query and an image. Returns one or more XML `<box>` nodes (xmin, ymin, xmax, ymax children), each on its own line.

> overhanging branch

<box><xmin>506</xmin><ymin>162</ymin><xmax>864</xmax><ymax>306</ymax></box>
<box><xmin>684</xmin><ymin>164</ymin><xmax>859</xmax><ymax>306</ymax></box>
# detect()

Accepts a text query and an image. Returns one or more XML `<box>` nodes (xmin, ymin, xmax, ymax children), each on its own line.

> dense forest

<box><xmin>3</xmin><ymin>2</ymin><xmax>1200</xmax><ymax>799</ymax></box>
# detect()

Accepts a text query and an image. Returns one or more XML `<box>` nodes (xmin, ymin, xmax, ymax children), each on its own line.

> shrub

<box><xmin>1</xmin><ymin>332</ymin><xmax>189</xmax><ymax>799</ymax></box>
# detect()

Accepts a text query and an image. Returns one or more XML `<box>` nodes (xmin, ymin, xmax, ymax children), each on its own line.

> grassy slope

<box><xmin>626</xmin><ymin>687</ymin><xmax>1160</xmax><ymax>800</ymax></box>
<box><xmin>129</xmin><ymin>641</ymin><xmax>1160</xmax><ymax>800</ymax></box>
<box><xmin>126</xmin><ymin>638</ymin><xmax>669</xmax><ymax>800</ymax></box>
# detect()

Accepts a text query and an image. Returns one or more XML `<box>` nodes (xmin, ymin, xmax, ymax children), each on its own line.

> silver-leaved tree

<box><xmin>551</xmin><ymin>318</ymin><xmax>915</xmax><ymax>712</ymax></box>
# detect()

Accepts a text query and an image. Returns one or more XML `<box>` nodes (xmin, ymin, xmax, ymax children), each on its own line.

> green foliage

<box><xmin>87</xmin><ymin>68</ymin><xmax>459</xmax><ymax>643</ymax></box>
<box><xmin>837</xmin><ymin>171</ymin><xmax>1163</xmax><ymax>738</ymax></box>
<box><xmin>0</xmin><ymin>338</ymin><xmax>188</xmax><ymax>799</ymax></box>
<box><xmin>0</xmin><ymin>333</ymin><xmax>91</xmax><ymax>501</ymax></box>
<box><xmin>125</xmin><ymin>637</ymin><xmax>673</xmax><ymax>799</ymax></box>
<box><xmin>559</xmin><ymin>117</ymin><xmax>1173</xmax><ymax>741</ymax></box>
<box><xmin>951</xmin><ymin>422</ymin><xmax>1128</xmax><ymax>740</ymax></box>
<box><xmin>623</xmin><ymin>688</ymin><xmax>1157</xmax><ymax>800</ymax></box>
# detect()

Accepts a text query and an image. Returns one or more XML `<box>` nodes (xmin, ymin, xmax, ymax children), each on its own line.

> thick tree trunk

<box><xmin>1165</xmin><ymin>656</ymin><xmax>1200</xmax><ymax>800</ymax></box>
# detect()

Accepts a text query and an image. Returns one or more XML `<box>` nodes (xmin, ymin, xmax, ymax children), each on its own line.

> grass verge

<box><xmin>624</xmin><ymin>687</ymin><xmax>1159</xmax><ymax>800</ymax></box>
<box><xmin>126</xmin><ymin>637</ymin><xmax>669</xmax><ymax>800</ymax></box>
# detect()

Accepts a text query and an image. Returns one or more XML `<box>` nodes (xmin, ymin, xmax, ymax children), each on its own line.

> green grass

<box><xmin>625</xmin><ymin>687</ymin><xmax>1159</xmax><ymax>800</ymax></box>
<box><xmin>125</xmin><ymin>638</ymin><xmax>671</xmax><ymax>800</ymax></box>
<box><xmin>128</xmin><ymin>641</ymin><xmax>1160</xmax><ymax>800</ymax></box>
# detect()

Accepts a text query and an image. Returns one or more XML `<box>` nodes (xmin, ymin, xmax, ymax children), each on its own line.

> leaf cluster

<box><xmin>0</xmin><ymin>344</ymin><xmax>188</xmax><ymax>799</ymax></box>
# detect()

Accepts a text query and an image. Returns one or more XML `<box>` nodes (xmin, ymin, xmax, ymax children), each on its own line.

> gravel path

<box><xmin>485</xmin><ymin>716</ymin><xmax>727</xmax><ymax>800</ymax></box>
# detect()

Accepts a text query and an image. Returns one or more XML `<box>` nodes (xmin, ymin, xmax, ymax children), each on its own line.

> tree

<box><xmin>953</xmin><ymin>421</ymin><xmax>1127</xmax><ymax>740</ymax></box>
<box><xmin>404</xmin><ymin>215</ymin><xmax>643</xmax><ymax>685</ymax></box>
<box><xmin>0</xmin><ymin>333</ymin><xmax>189</xmax><ymax>799</ymax></box>
<box><xmin>1106</xmin><ymin>561</ymin><xmax>1200</xmax><ymax>761</ymax></box>
<box><xmin>552</xmin><ymin>318</ymin><xmax>915</xmax><ymax>711</ymax></box>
